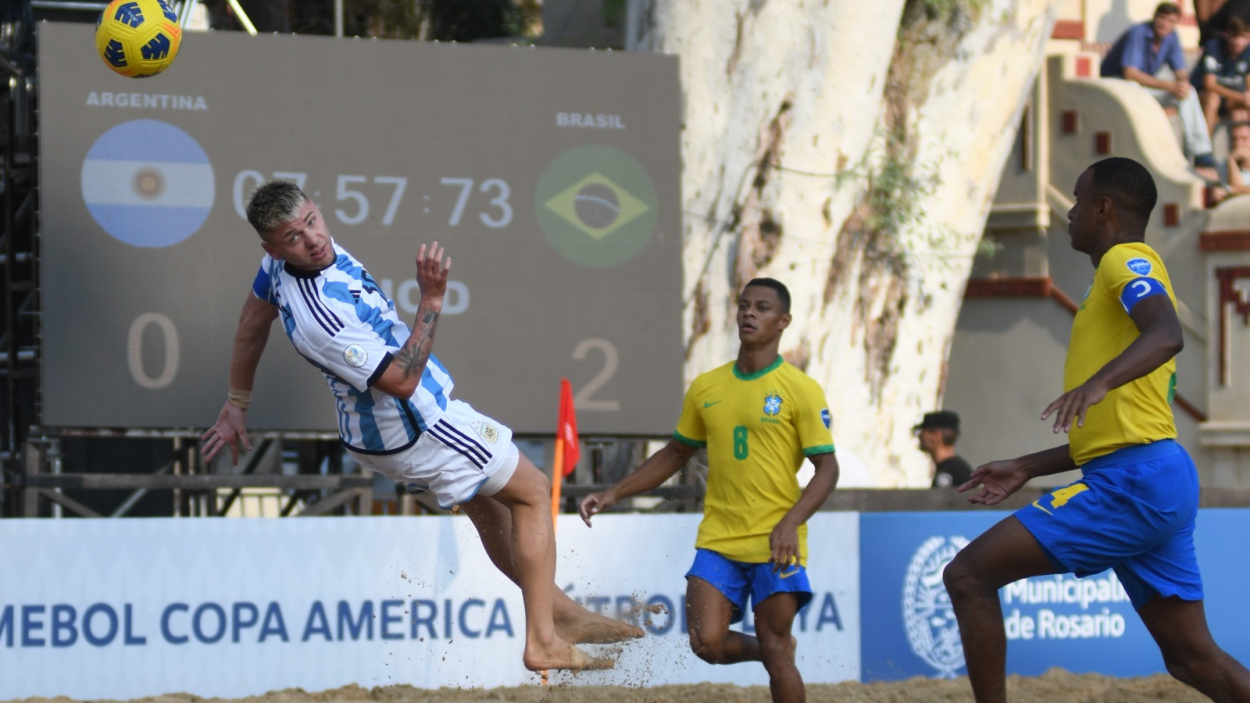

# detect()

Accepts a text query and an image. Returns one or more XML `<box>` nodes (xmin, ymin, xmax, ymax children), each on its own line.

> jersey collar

<box><xmin>283</xmin><ymin>259</ymin><xmax>334</xmax><ymax>279</ymax></box>
<box><xmin>733</xmin><ymin>355</ymin><xmax>784</xmax><ymax>380</ymax></box>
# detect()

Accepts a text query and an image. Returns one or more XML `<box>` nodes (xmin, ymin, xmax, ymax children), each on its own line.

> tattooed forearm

<box><xmin>394</xmin><ymin>306</ymin><xmax>440</xmax><ymax>380</ymax></box>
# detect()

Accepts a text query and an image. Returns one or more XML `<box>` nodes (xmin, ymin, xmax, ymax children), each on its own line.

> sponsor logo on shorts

<box><xmin>480</xmin><ymin>423</ymin><xmax>499</xmax><ymax>444</ymax></box>
<box><xmin>1126</xmin><ymin>257</ymin><xmax>1152</xmax><ymax>276</ymax></box>
<box><xmin>903</xmin><ymin>535</ymin><xmax>970</xmax><ymax>679</ymax></box>
<box><xmin>1031</xmin><ymin>482</ymin><xmax>1088</xmax><ymax>516</ymax></box>
<box><xmin>343</xmin><ymin>344</ymin><xmax>368</xmax><ymax>367</ymax></box>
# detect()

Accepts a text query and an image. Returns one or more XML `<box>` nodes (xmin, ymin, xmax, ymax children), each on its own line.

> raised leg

<box><xmin>685</xmin><ymin>576</ymin><xmax>760</xmax><ymax>665</ymax></box>
<box><xmin>460</xmin><ymin>491</ymin><xmax>643</xmax><ymax>643</ymax></box>
<box><xmin>755</xmin><ymin>593</ymin><xmax>804</xmax><ymax>703</ymax></box>
<box><xmin>943</xmin><ymin>516</ymin><xmax>1059</xmax><ymax>703</ymax></box>
<box><xmin>485</xmin><ymin>454</ymin><xmax>609</xmax><ymax>670</ymax></box>
<box><xmin>1138</xmin><ymin>596</ymin><xmax>1250</xmax><ymax>702</ymax></box>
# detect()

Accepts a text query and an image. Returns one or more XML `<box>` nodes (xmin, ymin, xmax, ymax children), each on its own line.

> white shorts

<box><xmin>347</xmin><ymin>399</ymin><xmax>519</xmax><ymax>509</ymax></box>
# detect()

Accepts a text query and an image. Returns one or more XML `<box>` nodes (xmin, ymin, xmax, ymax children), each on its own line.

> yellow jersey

<box><xmin>674</xmin><ymin>357</ymin><xmax>835</xmax><ymax>564</ymax></box>
<box><xmin>1066</xmin><ymin>242</ymin><xmax>1177</xmax><ymax>466</ymax></box>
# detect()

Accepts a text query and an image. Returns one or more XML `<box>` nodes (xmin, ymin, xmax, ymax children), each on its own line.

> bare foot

<box><xmin>523</xmin><ymin>641</ymin><xmax>616</xmax><ymax>671</ymax></box>
<box><xmin>555</xmin><ymin>604</ymin><xmax>645</xmax><ymax>644</ymax></box>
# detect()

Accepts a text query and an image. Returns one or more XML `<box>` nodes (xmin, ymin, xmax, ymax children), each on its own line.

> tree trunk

<box><xmin>631</xmin><ymin>0</ymin><xmax>1061</xmax><ymax>485</ymax></box>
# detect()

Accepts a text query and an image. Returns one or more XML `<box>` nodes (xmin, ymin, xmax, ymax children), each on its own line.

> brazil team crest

<box><xmin>763</xmin><ymin>394</ymin><xmax>783</xmax><ymax>416</ymax></box>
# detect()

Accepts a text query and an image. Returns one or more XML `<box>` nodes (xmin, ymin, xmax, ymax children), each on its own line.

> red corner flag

<box><xmin>550</xmin><ymin>378</ymin><xmax>581</xmax><ymax>531</ymax></box>
<box><xmin>557</xmin><ymin>377</ymin><xmax>580</xmax><ymax>475</ymax></box>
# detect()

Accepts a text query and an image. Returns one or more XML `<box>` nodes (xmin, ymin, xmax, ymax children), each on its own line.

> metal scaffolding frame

<box><xmin>1</xmin><ymin>1</ymin><xmax>38</xmax><ymax>518</ymax></box>
<box><xmin>0</xmin><ymin>1</ymin><xmax>382</xmax><ymax>519</ymax></box>
<box><xmin>0</xmin><ymin>1</ymin><xmax>702</xmax><ymax>520</ymax></box>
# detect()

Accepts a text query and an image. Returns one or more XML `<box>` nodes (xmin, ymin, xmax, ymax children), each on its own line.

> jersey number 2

<box><xmin>733</xmin><ymin>425</ymin><xmax>749</xmax><ymax>460</ymax></box>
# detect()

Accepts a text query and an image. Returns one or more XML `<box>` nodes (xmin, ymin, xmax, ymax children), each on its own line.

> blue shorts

<box><xmin>684</xmin><ymin>548</ymin><xmax>813</xmax><ymax>624</ymax></box>
<box><xmin>1015</xmin><ymin>439</ymin><xmax>1202</xmax><ymax>610</ymax></box>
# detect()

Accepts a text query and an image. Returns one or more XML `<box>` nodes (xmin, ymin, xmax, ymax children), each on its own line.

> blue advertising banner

<box><xmin>861</xmin><ymin>508</ymin><xmax>1250</xmax><ymax>682</ymax></box>
<box><xmin>1190</xmin><ymin>509</ymin><xmax>1250</xmax><ymax>663</ymax></box>
<box><xmin>860</xmin><ymin>511</ymin><xmax>1157</xmax><ymax>681</ymax></box>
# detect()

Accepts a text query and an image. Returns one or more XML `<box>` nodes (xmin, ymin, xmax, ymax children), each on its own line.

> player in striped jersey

<box><xmin>201</xmin><ymin>180</ymin><xmax>636</xmax><ymax>670</ymax></box>
<box><xmin>944</xmin><ymin>158</ymin><xmax>1250</xmax><ymax>703</ymax></box>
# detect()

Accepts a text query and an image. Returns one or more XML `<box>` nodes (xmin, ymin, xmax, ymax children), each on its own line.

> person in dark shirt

<box><xmin>1193</xmin><ymin>16</ymin><xmax>1250</xmax><ymax>133</ymax></box>
<box><xmin>1202</xmin><ymin>0</ymin><xmax>1250</xmax><ymax>45</ymax></box>
<box><xmin>915</xmin><ymin>410</ymin><xmax>973</xmax><ymax>488</ymax></box>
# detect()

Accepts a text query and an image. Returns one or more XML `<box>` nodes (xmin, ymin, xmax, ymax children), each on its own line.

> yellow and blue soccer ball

<box><xmin>95</xmin><ymin>0</ymin><xmax>182</xmax><ymax>78</ymax></box>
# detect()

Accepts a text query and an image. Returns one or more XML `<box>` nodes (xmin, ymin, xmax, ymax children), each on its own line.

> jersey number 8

<box><xmin>733</xmin><ymin>425</ymin><xmax>749</xmax><ymax>460</ymax></box>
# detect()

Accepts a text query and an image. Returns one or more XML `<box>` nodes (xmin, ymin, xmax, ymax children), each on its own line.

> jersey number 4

<box><xmin>1031</xmin><ymin>482</ymin><xmax>1088</xmax><ymax>516</ymax></box>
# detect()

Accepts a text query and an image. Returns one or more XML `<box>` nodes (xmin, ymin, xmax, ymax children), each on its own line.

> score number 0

<box><xmin>127</xmin><ymin>319</ymin><xmax>626</xmax><ymax>415</ymax></box>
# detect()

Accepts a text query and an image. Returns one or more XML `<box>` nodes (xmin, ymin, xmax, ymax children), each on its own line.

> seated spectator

<box><xmin>1211</xmin><ymin>120</ymin><xmax>1250</xmax><ymax>202</ymax></box>
<box><xmin>1193</xmin><ymin>17</ymin><xmax>1250</xmax><ymax>133</ymax></box>
<box><xmin>1102</xmin><ymin>2</ymin><xmax>1219</xmax><ymax>178</ymax></box>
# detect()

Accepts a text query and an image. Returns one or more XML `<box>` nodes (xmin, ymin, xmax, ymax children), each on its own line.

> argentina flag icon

<box><xmin>80</xmin><ymin>118</ymin><xmax>214</xmax><ymax>248</ymax></box>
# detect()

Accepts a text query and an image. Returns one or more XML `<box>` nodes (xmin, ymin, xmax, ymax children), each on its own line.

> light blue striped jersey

<box><xmin>251</xmin><ymin>241</ymin><xmax>454</xmax><ymax>454</ymax></box>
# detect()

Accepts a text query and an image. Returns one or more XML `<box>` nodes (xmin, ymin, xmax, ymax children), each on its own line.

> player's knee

<box><xmin>525</xmin><ymin>462</ymin><xmax>552</xmax><ymax>494</ymax></box>
<box><xmin>496</xmin><ymin>463</ymin><xmax>550</xmax><ymax>509</ymax></box>
<box><xmin>1163</xmin><ymin>653</ymin><xmax>1203</xmax><ymax>687</ymax></box>
<box><xmin>1162</xmin><ymin>644</ymin><xmax>1223</xmax><ymax>688</ymax></box>
<box><xmin>942</xmin><ymin>552</ymin><xmax>979</xmax><ymax>600</ymax></box>
<box><xmin>521</xmin><ymin>470</ymin><xmax>551</xmax><ymax>504</ymax></box>
<box><xmin>758</xmin><ymin>636</ymin><xmax>793</xmax><ymax>667</ymax></box>
<box><xmin>688</xmin><ymin>631</ymin><xmax>728</xmax><ymax>664</ymax></box>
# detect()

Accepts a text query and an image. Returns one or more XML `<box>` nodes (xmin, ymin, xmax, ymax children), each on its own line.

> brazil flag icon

<box><xmin>535</xmin><ymin>144</ymin><xmax>658</xmax><ymax>268</ymax></box>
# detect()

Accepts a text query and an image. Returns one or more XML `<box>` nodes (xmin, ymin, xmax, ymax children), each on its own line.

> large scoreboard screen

<box><xmin>37</xmin><ymin>23</ymin><xmax>682</xmax><ymax>435</ymax></box>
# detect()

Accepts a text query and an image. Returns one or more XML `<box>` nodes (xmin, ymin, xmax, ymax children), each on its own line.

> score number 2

<box><xmin>572</xmin><ymin>339</ymin><xmax>620</xmax><ymax>411</ymax></box>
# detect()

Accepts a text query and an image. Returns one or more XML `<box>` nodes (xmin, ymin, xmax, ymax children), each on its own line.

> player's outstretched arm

<box><xmin>1041</xmin><ymin>294</ymin><xmax>1183</xmax><ymax>433</ymax></box>
<box><xmin>958</xmin><ymin>445</ymin><xmax>1076</xmax><ymax>505</ymax></box>
<box><xmin>769</xmin><ymin>452</ymin><xmax>839</xmax><ymax>570</ymax></box>
<box><xmin>374</xmin><ymin>242</ymin><xmax>449</xmax><ymax>399</ymax></box>
<box><xmin>201</xmin><ymin>292</ymin><xmax>279</xmax><ymax>465</ymax></box>
<box><xmin>579</xmin><ymin>439</ymin><xmax>697</xmax><ymax>526</ymax></box>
